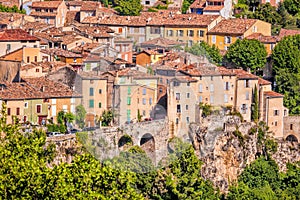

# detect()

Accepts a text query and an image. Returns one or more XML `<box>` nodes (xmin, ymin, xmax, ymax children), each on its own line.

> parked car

<box><xmin>46</xmin><ymin>132</ymin><xmax>63</xmax><ymax>137</ymax></box>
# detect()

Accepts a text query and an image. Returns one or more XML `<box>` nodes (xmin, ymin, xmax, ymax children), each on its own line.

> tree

<box><xmin>114</xmin><ymin>0</ymin><xmax>143</xmax><ymax>16</ymax></box>
<box><xmin>75</xmin><ymin>105</ymin><xmax>86</xmax><ymax>129</ymax></box>
<box><xmin>225</xmin><ymin>39</ymin><xmax>267</xmax><ymax>74</ymax></box>
<box><xmin>181</xmin><ymin>0</ymin><xmax>194</xmax><ymax>14</ymax></box>
<box><xmin>272</xmin><ymin>35</ymin><xmax>300</xmax><ymax>114</ymax></box>
<box><xmin>185</xmin><ymin>42</ymin><xmax>223</xmax><ymax>65</ymax></box>
<box><xmin>283</xmin><ymin>0</ymin><xmax>300</xmax><ymax>15</ymax></box>
<box><xmin>100</xmin><ymin>110</ymin><xmax>114</xmax><ymax>126</ymax></box>
<box><xmin>251</xmin><ymin>84</ymin><xmax>259</xmax><ymax>122</ymax></box>
<box><xmin>137</xmin><ymin>109</ymin><xmax>142</xmax><ymax>122</ymax></box>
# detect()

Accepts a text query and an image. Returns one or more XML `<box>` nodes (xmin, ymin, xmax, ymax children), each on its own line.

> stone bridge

<box><xmin>283</xmin><ymin>116</ymin><xmax>300</xmax><ymax>143</ymax></box>
<box><xmin>88</xmin><ymin>118</ymin><xmax>170</xmax><ymax>165</ymax></box>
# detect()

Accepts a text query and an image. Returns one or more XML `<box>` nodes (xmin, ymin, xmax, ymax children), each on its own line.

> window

<box><xmin>176</xmin><ymin>93</ymin><xmax>180</xmax><ymax>100</ymax></box>
<box><xmin>187</xmin><ymin>82</ymin><xmax>190</xmax><ymax>86</ymax></box>
<box><xmin>274</xmin><ymin>110</ymin><xmax>279</xmax><ymax>116</ymax></box>
<box><xmin>275</xmin><ymin>121</ymin><xmax>278</xmax><ymax>126</ymax></box>
<box><xmin>241</xmin><ymin>104</ymin><xmax>247</xmax><ymax>114</ymax></box>
<box><xmin>34</xmin><ymin>56</ymin><xmax>37</xmax><ymax>62</ymax></box>
<box><xmin>188</xmin><ymin>40</ymin><xmax>193</xmax><ymax>47</ymax></box>
<box><xmin>99</xmin><ymin>89</ymin><xmax>102</xmax><ymax>94</ymax></box>
<box><xmin>177</xmin><ymin>104</ymin><xmax>181</xmax><ymax>113</ymax></box>
<box><xmin>224</xmin><ymin>94</ymin><xmax>228</xmax><ymax>103</ymax></box>
<box><xmin>290</xmin><ymin>124</ymin><xmax>293</xmax><ymax>130</ymax></box>
<box><xmin>150</xmin><ymin>27</ymin><xmax>161</xmax><ymax>34</ymax></box>
<box><xmin>23</xmin><ymin>116</ymin><xmax>27</xmax><ymax>122</ymax></box>
<box><xmin>139</xmin><ymin>36</ymin><xmax>145</xmax><ymax>44</ymax></box>
<box><xmin>143</xmin><ymin>110</ymin><xmax>146</xmax><ymax>116</ymax></box>
<box><xmin>16</xmin><ymin>107</ymin><xmax>20</xmax><ymax>115</ymax></box>
<box><xmin>127</xmin><ymin>109</ymin><xmax>131</xmax><ymax>122</ymax></box>
<box><xmin>24</xmin><ymin>102</ymin><xmax>28</xmax><ymax>108</ymax></box>
<box><xmin>198</xmin><ymin>30</ymin><xmax>204</xmax><ymax>37</ymax></box>
<box><xmin>199</xmin><ymin>84</ymin><xmax>203</xmax><ymax>93</ymax></box>
<box><xmin>212</xmin><ymin>35</ymin><xmax>216</xmax><ymax>44</ymax></box>
<box><xmin>252</xmin><ymin>26</ymin><xmax>257</xmax><ymax>32</ymax></box>
<box><xmin>225</xmin><ymin>82</ymin><xmax>230</xmax><ymax>90</ymax></box>
<box><xmin>177</xmin><ymin>30</ymin><xmax>184</xmax><ymax>37</ymax></box>
<box><xmin>142</xmin><ymin>98</ymin><xmax>146</xmax><ymax>105</ymax></box>
<box><xmin>199</xmin><ymin>96</ymin><xmax>203</xmax><ymax>102</ymax></box>
<box><xmin>187</xmin><ymin>30</ymin><xmax>194</xmax><ymax>37</ymax></box>
<box><xmin>142</xmin><ymin>88</ymin><xmax>146</xmax><ymax>95</ymax></box>
<box><xmin>27</xmin><ymin>56</ymin><xmax>30</xmax><ymax>63</ymax></box>
<box><xmin>149</xmin><ymin>98</ymin><xmax>152</xmax><ymax>105</ymax></box>
<box><xmin>225</xmin><ymin>36</ymin><xmax>232</xmax><ymax>44</ymax></box>
<box><xmin>176</xmin><ymin>118</ymin><xmax>179</xmax><ymax>124</ymax></box>
<box><xmin>244</xmin><ymin>80</ymin><xmax>250</xmax><ymax>88</ymax></box>
<box><xmin>186</xmin><ymin>117</ymin><xmax>190</xmax><ymax>123</ymax></box>
<box><xmin>246</xmin><ymin>91</ymin><xmax>250</xmax><ymax>100</ymax></box>
<box><xmin>187</xmin><ymin>93</ymin><xmax>190</xmax><ymax>98</ymax></box>
<box><xmin>7</xmin><ymin>44</ymin><xmax>11</xmax><ymax>51</ymax></box>
<box><xmin>159</xmin><ymin>88</ymin><xmax>163</xmax><ymax>93</ymax></box>
<box><xmin>167</xmin><ymin>30</ymin><xmax>173</xmax><ymax>36</ymax></box>
<box><xmin>127</xmin><ymin>97</ymin><xmax>131</xmax><ymax>105</ymax></box>
<box><xmin>210</xmin><ymin>95</ymin><xmax>214</xmax><ymax>104</ymax></box>
<box><xmin>89</xmin><ymin>100</ymin><xmax>94</xmax><ymax>108</ymax></box>
<box><xmin>89</xmin><ymin>88</ymin><xmax>94</xmax><ymax>96</ymax></box>
<box><xmin>73</xmin><ymin>58</ymin><xmax>77</xmax><ymax>63</ymax></box>
<box><xmin>36</xmin><ymin>105</ymin><xmax>41</xmax><ymax>113</ymax></box>
<box><xmin>86</xmin><ymin>63</ymin><xmax>91</xmax><ymax>70</ymax></box>
<box><xmin>128</xmin><ymin>87</ymin><xmax>131</xmax><ymax>95</ymax></box>
<box><xmin>145</xmin><ymin>0</ymin><xmax>150</xmax><ymax>5</ymax></box>
<box><xmin>36</xmin><ymin>68</ymin><xmax>40</xmax><ymax>72</ymax></box>
<box><xmin>211</xmin><ymin>76</ymin><xmax>213</xmax><ymax>81</ymax></box>
<box><xmin>210</xmin><ymin>84</ymin><xmax>214</xmax><ymax>92</ymax></box>
<box><xmin>186</xmin><ymin>105</ymin><xmax>189</xmax><ymax>110</ymax></box>
<box><xmin>7</xmin><ymin>108</ymin><xmax>11</xmax><ymax>116</ymax></box>
<box><xmin>270</xmin><ymin>43</ymin><xmax>275</xmax><ymax>50</ymax></box>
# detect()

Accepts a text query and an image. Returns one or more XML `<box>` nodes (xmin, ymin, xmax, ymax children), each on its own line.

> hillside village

<box><xmin>0</xmin><ymin>0</ymin><xmax>299</xmax><ymax>144</ymax></box>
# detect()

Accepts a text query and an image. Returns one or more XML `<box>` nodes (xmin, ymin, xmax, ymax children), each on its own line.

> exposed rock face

<box><xmin>189</xmin><ymin>114</ymin><xmax>300</xmax><ymax>192</ymax></box>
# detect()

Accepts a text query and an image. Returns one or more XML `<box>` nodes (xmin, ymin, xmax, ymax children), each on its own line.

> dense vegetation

<box><xmin>0</xmin><ymin>5</ymin><xmax>25</xmax><ymax>14</ymax></box>
<box><xmin>272</xmin><ymin>34</ymin><xmax>300</xmax><ymax>114</ymax></box>
<box><xmin>1</xmin><ymin>103</ymin><xmax>300</xmax><ymax>199</ymax></box>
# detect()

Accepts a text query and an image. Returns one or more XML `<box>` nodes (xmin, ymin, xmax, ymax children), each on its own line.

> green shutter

<box><xmin>127</xmin><ymin>97</ymin><xmax>131</xmax><ymax>105</ymax></box>
<box><xmin>89</xmin><ymin>100</ymin><xmax>94</xmax><ymax>108</ymax></box>
<box><xmin>128</xmin><ymin>87</ymin><xmax>131</xmax><ymax>95</ymax></box>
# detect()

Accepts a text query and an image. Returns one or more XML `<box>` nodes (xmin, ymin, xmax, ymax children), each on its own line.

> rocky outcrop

<box><xmin>189</xmin><ymin>114</ymin><xmax>300</xmax><ymax>192</ymax></box>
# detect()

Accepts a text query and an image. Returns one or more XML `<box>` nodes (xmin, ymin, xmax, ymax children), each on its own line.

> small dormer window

<box><xmin>252</xmin><ymin>26</ymin><xmax>257</xmax><ymax>32</ymax></box>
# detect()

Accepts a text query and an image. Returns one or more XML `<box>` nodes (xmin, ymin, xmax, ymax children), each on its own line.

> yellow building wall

<box><xmin>23</xmin><ymin>47</ymin><xmax>41</xmax><ymax>64</ymax></box>
<box><xmin>164</xmin><ymin>27</ymin><xmax>208</xmax><ymax>45</ymax></box>
<box><xmin>5</xmin><ymin>100</ymin><xmax>24</xmax><ymax>124</ymax></box>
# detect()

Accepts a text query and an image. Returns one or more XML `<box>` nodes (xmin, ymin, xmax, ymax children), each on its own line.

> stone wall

<box><xmin>283</xmin><ymin>116</ymin><xmax>300</xmax><ymax>142</ymax></box>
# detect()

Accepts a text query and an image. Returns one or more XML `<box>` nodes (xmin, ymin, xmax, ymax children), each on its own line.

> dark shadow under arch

<box><xmin>286</xmin><ymin>135</ymin><xmax>298</xmax><ymax>143</ymax></box>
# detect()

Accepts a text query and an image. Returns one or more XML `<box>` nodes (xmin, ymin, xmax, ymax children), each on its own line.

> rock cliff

<box><xmin>189</xmin><ymin>114</ymin><xmax>300</xmax><ymax>192</ymax></box>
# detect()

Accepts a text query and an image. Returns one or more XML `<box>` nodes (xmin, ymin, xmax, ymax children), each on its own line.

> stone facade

<box><xmin>283</xmin><ymin>116</ymin><xmax>300</xmax><ymax>142</ymax></box>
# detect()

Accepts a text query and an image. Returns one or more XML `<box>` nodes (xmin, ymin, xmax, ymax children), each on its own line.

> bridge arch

<box><xmin>118</xmin><ymin>134</ymin><xmax>133</xmax><ymax>149</ymax></box>
<box><xmin>286</xmin><ymin>134</ymin><xmax>299</xmax><ymax>143</ymax></box>
<box><xmin>140</xmin><ymin>133</ymin><xmax>155</xmax><ymax>161</ymax></box>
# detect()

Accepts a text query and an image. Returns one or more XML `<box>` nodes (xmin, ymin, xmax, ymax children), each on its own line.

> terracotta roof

<box><xmin>179</xmin><ymin>64</ymin><xmax>225</xmax><ymax>76</ymax></box>
<box><xmin>172</xmin><ymin>76</ymin><xmax>198</xmax><ymax>82</ymax></box>
<box><xmin>258</xmin><ymin>77</ymin><xmax>271</xmax><ymax>85</ymax></box>
<box><xmin>264</xmin><ymin>91</ymin><xmax>284</xmax><ymax>98</ymax></box>
<box><xmin>279</xmin><ymin>28</ymin><xmax>300</xmax><ymax>38</ymax></box>
<box><xmin>203</xmin><ymin>5</ymin><xmax>224</xmax><ymax>11</ymax></box>
<box><xmin>190</xmin><ymin>0</ymin><xmax>206</xmax><ymax>9</ymax></box>
<box><xmin>0</xmin><ymin>29</ymin><xmax>40</xmax><ymax>41</ymax></box>
<box><xmin>232</xmin><ymin>69</ymin><xmax>258</xmax><ymax>79</ymax></box>
<box><xmin>31</xmin><ymin>1</ymin><xmax>63</xmax><ymax>8</ymax></box>
<box><xmin>246</xmin><ymin>33</ymin><xmax>279</xmax><ymax>43</ymax></box>
<box><xmin>30</xmin><ymin>11</ymin><xmax>57</xmax><ymax>17</ymax></box>
<box><xmin>80</xmin><ymin>1</ymin><xmax>101</xmax><ymax>11</ymax></box>
<box><xmin>0</xmin><ymin>77</ymin><xmax>81</xmax><ymax>100</ymax></box>
<box><xmin>0</xmin><ymin>13</ymin><xmax>24</xmax><ymax>25</ymax></box>
<box><xmin>217</xmin><ymin>66</ymin><xmax>237</xmax><ymax>76</ymax></box>
<box><xmin>78</xmin><ymin>71</ymin><xmax>107</xmax><ymax>80</ymax></box>
<box><xmin>208</xmin><ymin>18</ymin><xmax>258</xmax><ymax>35</ymax></box>
<box><xmin>117</xmin><ymin>68</ymin><xmax>157</xmax><ymax>79</ymax></box>
<box><xmin>30</xmin><ymin>61</ymin><xmax>68</xmax><ymax>73</ymax></box>
<box><xmin>163</xmin><ymin>14</ymin><xmax>219</xmax><ymax>27</ymax></box>
<box><xmin>141</xmin><ymin>37</ymin><xmax>184</xmax><ymax>48</ymax></box>
<box><xmin>140</xmin><ymin>50</ymin><xmax>161</xmax><ymax>55</ymax></box>
<box><xmin>22</xmin><ymin>21</ymin><xmax>51</xmax><ymax>32</ymax></box>
<box><xmin>41</xmin><ymin>48</ymin><xmax>82</xmax><ymax>58</ymax></box>
<box><xmin>75</xmin><ymin>26</ymin><xmax>114</xmax><ymax>38</ymax></box>
<box><xmin>66</xmin><ymin>1</ymin><xmax>84</xmax><ymax>6</ymax></box>
<box><xmin>0</xmin><ymin>0</ymin><xmax>19</xmax><ymax>7</ymax></box>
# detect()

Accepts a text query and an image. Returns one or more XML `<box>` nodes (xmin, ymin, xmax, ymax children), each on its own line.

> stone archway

<box><xmin>118</xmin><ymin>134</ymin><xmax>133</xmax><ymax>150</ymax></box>
<box><xmin>286</xmin><ymin>134</ymin><xmax>299</xmax><ymax>143</ymax></box>
<box><xmin>140</xmin><ymin>133</ymin><xmax>155</xmax><ymax>162</ymax></box>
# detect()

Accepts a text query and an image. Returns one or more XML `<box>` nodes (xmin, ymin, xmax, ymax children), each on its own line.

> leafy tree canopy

<box><xmin>272</xmin><ymin>35</ymin><xmax>300</xmax><ymax>114</ymax></box>
<box><xmin>225</xmin><ymin>39</ymin><xmax>267</xmax><ymax>74</ymax></box>
<box><xmin>114</xmin><ymin>0</ymin><xmax>143</xmax><ymax>16</ymax></box>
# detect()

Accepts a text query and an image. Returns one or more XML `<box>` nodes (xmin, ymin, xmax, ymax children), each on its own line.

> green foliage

<box><xmin>75</xmin><ymin>105</ymin><xmax>86</xmax><ymax>129</ymax></box>
<box><xmin>284</xmin><ymin>0</ymin><xmax>300</xmax><ymax>16</ymax></box>
<box><xmin>185</xmin><ymin>42</ymin><xmax>223</xmax><ymax>65</ymax></box>
<box><xmin>251</xmin><ymin>84</ymin><xmax>259</xmax><ymax>122</ymax></box>
<box><xmin>114</xmin><ymin>0</ymin><xmax>143</xmax><ymax>16</ymax></box>
<box><xmin>137</xmin><ymin>109</ymin><xmax>142</xmax><ymax>122</ymax></box>
<box><xmin>148</xmin><ymin>7</ymin><xmax>158</xmax><ymax>12</ymax></box>
<box><xmin>181</xmin><ymin>0</ymin><xmax>194</xmax><ymax>14</ymax></box>
<box><xmin>0</xmin><ymin>5</ymin><xmax>25</xmax><ymax>14</ymax></box>
<box><xmin>272</xmin><ymin>35</ymin><xmax>300</xmax><ymax>114</ymax></box>
<box><xmin>100</xmin><ymin>110</ymin><xmax>114</xmax><ymax>126</ymax></box>
<box><xmin>225</xmin><ymin>39</ymin><xmax>267</xmax><ymax>74</ymax></box>
<box><xmin>199</xmin><ymin>102</ymin><xmax>213</xmax><ymax>117</ymax></box>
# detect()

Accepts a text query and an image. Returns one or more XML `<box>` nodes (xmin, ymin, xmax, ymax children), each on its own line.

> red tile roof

<box><xmin>208</xmin><ymin>19</ymin><xmax>258</xmax><ymax>35</ymax></box>
<box><xmin>30</xmin><ymin>11</ymin><xmax>57</xmax><ymax>17</ymax></box>
<box><xmin>141</xmin><ymin>37</ymin><xmax>184</xmax><ymax>47</ymax></box>
<box><xmin>0</xmin><ymin>29</ymin><xmax>40</xmax><ymax>41</ymax></box>
<box><xmin>203</xmin><ymin>6</ymin><xmax>224</xmax><ymax>11</ymax></box>
<box><xmin>31</xmin><ymin>1</ymin><xmax>63</xmax><ymax>8</ymax></box>
<box><xmin>264</xmin><ymin>91</ymin><xmax>284</xmax><ymax>98</ymax></box>
<box><xmin>232</xmin><ymin>69</ymin><xmax>258</xmax><ymax>79</ymax></box>
<box><xmin>80</xmin><ymin>1</ymin><xmax>101</xmax><ymax>11</ymax></box>
<box><xmin>246</xmin><ymin>33</ymin><xmax>279</xmax><ymax>43</ymax></box>
<box><xmin>279</xmin><ymin>28</ymin><xmax>300</xmax><ymax>38</ymax></box>
<box><xmin>258</xmin><ymin>77</ymin><xmax>271</xmax><ymax>85</ymax></box>
<box><xmin>190</xmin><ymin>0</ymin><xmax>206</xmax><ymax>9</ymax></box>
<box><xmin>41</xmin><ymin>48</ymin><xmax>83</xmax><ymax>58</ymax></box>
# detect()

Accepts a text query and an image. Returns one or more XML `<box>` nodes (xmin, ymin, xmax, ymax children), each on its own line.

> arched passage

<box><xmin>118</xmin><ymin>134</ymin><xmax>133</xmax><ymax>149</ymax></box>
<box><xmin>286</xmin><ymin>135</ymin><xmax>299</xmax><ymax>143</ymax></box>
<box><xmin>140</xmin><ymin>133</ymin><xmax>155</xmax><ymax>162</ymax></box>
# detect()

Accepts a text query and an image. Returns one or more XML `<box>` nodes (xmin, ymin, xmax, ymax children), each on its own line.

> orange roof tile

<box><xmin>190</xmin><ymin>0</ymin><xmax>206</xmax><ymax>9</ymax></box>
<box><xmin>279</xmin><ymin>28</ymin><xmax>300</xmax><ymax>37</ymax></box>
<box><xmin>30</xmin><ymin>11</ymin><xmax>57</xmax><ymax>17</ymax></box>
<box><xmin>208</xmin><ymin>18</ymin><xmax>258</xmax><ymax>35</ymax></box>
<box><xmin>203</xmin><ymin>5</ymin><xmax>224</xmax><ymax>11</ymax></box>
<box><xmin>80</xmin><ymin>1</ymin><xmax>101</xmax><ymax>11</ymax></box>
<box><xmin>246</xmin><ymin>33</ymin><xmax>279</xmax><ymax>43</ymax></box>
<box><xmin>258</xmin><ymin>77</ymin><xmax>271</xmax><ymax>85</ymax></box>
<box><xmin>0</xmin><ymin>29</ymin><xmax>40</xmax><ymax>41</ymax></box>
<box><xmin>232</xmin><ymin>69</ymin><xmax>258</xmax><ymax>79</ymax></box>
<box><xmin>31</xmin><ymin>1</ymin><xmax>63</xmax><ymax>8</ymax></box>
<box><xmin>264</xmin><ymin>91</ymin><xmax>284</xmax><ymax>98</ymax></box>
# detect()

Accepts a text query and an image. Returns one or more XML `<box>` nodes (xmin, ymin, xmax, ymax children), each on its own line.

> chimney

<box><xmin>41</xmin><ymin>86</ymin><xmax>45</xmax><ymax>92</ymax></box>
